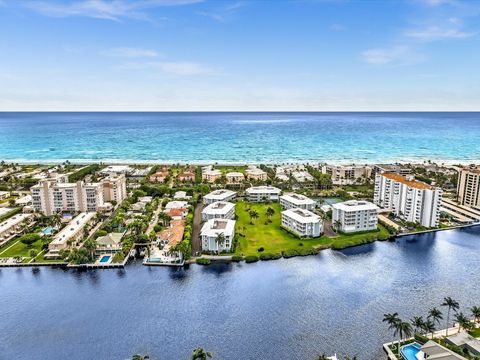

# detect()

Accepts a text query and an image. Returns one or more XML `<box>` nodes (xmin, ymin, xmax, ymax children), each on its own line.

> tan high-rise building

<box><xmin>457</xmin><ymin>168</ymin><xmax>480</xmax><ymax>207</ymax></box>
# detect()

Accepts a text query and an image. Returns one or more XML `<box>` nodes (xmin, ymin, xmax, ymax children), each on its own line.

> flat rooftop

<box><xmin>380</xmin><ymin>172</ymin><xmax>434</xmax><ymax>190</ymax></box>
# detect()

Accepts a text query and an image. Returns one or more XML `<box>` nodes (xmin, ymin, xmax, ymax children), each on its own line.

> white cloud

<box><xmin>103</xmin><ymin>47</ymin><xmax>160</xmax><ymax>58</ymax></box>
<box><xmin>405</xmin><ymin>26</ymin><xmax>475</xmax><ymax>41</ymax></box>
<box><xmin>197</xmin><ymin>1</ymin><xmax>245</xmax><ymax>22</ymax></box>
<box><xmin>119</xmin><ymin>61</ymin><xmax>214</xmax><ymax>75</ymax></box>
<box><xmin>24</xmin><ymin>0</ymin><xmax>204</xmax><ymax>21</ymax></box>
<box><xmin>361</xmin><ymin>46</ymin><xmax>425</xmax><ymax>66</ymax></box>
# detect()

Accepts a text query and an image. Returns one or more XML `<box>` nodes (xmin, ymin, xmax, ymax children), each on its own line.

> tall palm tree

<box><xmin>131</xmin><ymin>355</ymin><xmax>149</xmax><ymax>360</ymax></box>
<box><xmin>191</xmin><ymin>347</ymin><xmax>212</xmax><ymax>360</ymax></box>
<box><xmin>394</xmin><ymin>320</ymin><xmax>413</xmax><ymax>356</ymax></box>
<box><xmin>455</xmin><ymin>312</ymin><xmax>472</xmax><ymax>333</ymax></box>
<box><xmin>265</xmin><ymin>207</ymin><xmax>275</xmax><ymax>220</ymax></box>
<box><xmin>442</xmin><ymin>297</ymin><xmax>459</xmax><ymax>336</ymax></box>
<box><xmin>411</xmin><ymin>316</ymin><xmax>425</xmax><ymax>334</ymax></box>
<box><xmin>428</xmin><ymin>307</ymin><xmax>443</xmax><ymax>332</ymax></box>
<box><xmin>422</xmin><ymin>319</ymin><xmax>436</xmax><ymax>339</ymax></box>
<box><xmin>383</xmin><ymin>313</ymin><xmax>400</xmax><ymax>352</ymax></box>
<box><xmin>333</xmin><ymin>219</ymin><xmax>342</xmax><ymax>232</ymax></box>
<box><xmin>471</xmin><ymin>306</ymin><xmax>480</xmax><ymax>324</ymax></box>
<box><xmin>215</xmin><ymin>232</ymin><xmax>225</xmax><ymax>255</ymax></box>
<box><xmin>249</xmin><ymin>210</ymin><xmax>259</xmax><ymax>224</ymax></box>
<box><xmin>315</xmin><ymin>355</ymin><xmax>329</xmax><ymax>360</ymax></box>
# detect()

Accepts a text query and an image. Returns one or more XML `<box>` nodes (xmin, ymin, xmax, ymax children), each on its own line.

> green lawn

<box><xmin>0</xmin><ymin>239</ymin><xmax>44</xmax><ymax>259</ymax></box>
<box><xmin>234</xmin><ymin>201</ymin><xmax>392</xmax><ymax>257</ymax></box>
<box><xmin>216</xmin><ymin>165</ymin><xmax>247</xmax><ymax>174</ymax></box>
<box><xmin>470</xmin><ymin>328</ymin><xmax>480</xmax><ymax>338</ymax></box>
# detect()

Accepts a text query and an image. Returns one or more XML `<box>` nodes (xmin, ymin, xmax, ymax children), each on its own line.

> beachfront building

<box><xmin>281</xmin><ymin>208</ymin><xmax>323</xmax><ymax>238</ymax></box>
<box><xmin>322</xmin><ymin>165</ymin><xmax>372</xmax><ymax>185</ymax></box>
<box><xmin>332</xmin><ymin>200</ymin><xmax>379</xmax><ymax>233</ymax></box>
<box><xmin>280</xmin><ymin>193</ymin><xmax>316</xmax><ymax>211</ymax></box>
<box><xmin>31</xmin><ymin>177</ymin><xmax>105</xmax><ymax>216</ymax></box>
<box><xmin>201</xmin><ymin>201</ymin><xmax>235</xmax><ymax>221</ymax></box>
<box><xmin>0</xmin><ymin>213</ymin><xmax>33</xmax><ymax>244</ymax></box>
<box><xmin>372</xmin><ymin>164</ymin><xmax>412</xmax><ymax>178</ymax></box>
<box><xmin>99</xmin><ymin>165</ymin><xmax>133</xmax><ymax>175</ymax></box>
<box><xmin>374</xmin><ymin>172</ymin><xmax>442</xmax><ymax>228</ymax></box>
<box><xmin>95</xmin><ymin>232</ymin><xmax>124</xmax><ymax>254</ymax></box>
<box><xmin>457</xmin><ymin>167</ymin><xmax>480</xmax><ymax>208</ymax></box>
<box><xmin>245</xmin><ymin>166</ymin><xmax>268</xmax><ymax>181</ymax></box>
<box><xmin>203</xmin><ymin>189</ymin><xmax>236</xmax><ymax>205</ymax></box>
<box><xmin>226</xmin><ymin>172</ymin><xmax>245</xmax><ymax>185</ymax></box>
<box><xmin>46</xmin><ymin>212</ymin><xmax>96</xmax><ymax>258</ymax></box>
<box><xmin>200</xmin><ymin>219</ymin><xmax>235</xmax><ymax>252</ymax></box>
<box><xmin>102</xmin><ymin>173</ymin><xmax>127</xmax><ymax>204</ymax></box>
<box><xmin>245</xmin><ymin>186</ymin><xmax>281</xmax><ymax>202</ymax></box>
<box><xmin>202</xmin><ymin>166</ymin><xmax>222</xmax><ymax>183</ymax></box>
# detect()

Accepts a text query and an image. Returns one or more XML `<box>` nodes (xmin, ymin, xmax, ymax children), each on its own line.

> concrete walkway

<box><xmin>191</xmin><ymin>201</ymin><xmax>203</xmax><ymax>256</ymax></box>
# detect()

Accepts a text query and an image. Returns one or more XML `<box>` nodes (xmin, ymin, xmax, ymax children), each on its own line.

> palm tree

<box><xmin>215</xmin><ymin>232</ymin><xmax>225</xmax><ymax>255</ymax></box>
<box><xmin>428</xmin><ymin>307</ymin><xmax>443</xmax><ymax>330</ymax></box>
<box><xmin>249</xmin><ymin>210</ymin><xmax>259</xmax><ymax>224</ymax></box>
<box><xmin>471</xmin><ymin>306</ymin><xmax>480</xmax><ymax>324</ymax></box>
<box><xmin>315</xmin><ymin>355</ymin><xmax>329</xmax><ymax>360</ymax></box>
<box><xmin>383</xmin><ymin>313</ymin><xmax>400</xmax><ymax>352</ymax></box>
<box><xmin>394</xmin><ymin>320</ymin><xmax>413</xmax><ymax>356</ymax></box>
<box><xmin>131</xmin><ymin>355</ymin><xmax>149</xmax><ymax>360</ymax></box>
<box><xmin>83</xmin><ymin>238</ymin><xmax>97</xmax><ymax>261</ymax></box>
<box><xmin>265</xmin><ymin>207</ymin><xmax>275</xmax><ymax>220</ymax></box>
<box><xmin>455</xmin><ymin>312</ymin><xmax>472</xmax><ymax>333</ymax></box>
<box><xmin>442</xmin><ymin>297</ymin><xmax>459</xmax><ymax>336</ymax></box>
<box><xmin>191</xmin><ymin>347</ymin><xmax>212</xmax><ymax>360</ymax></box>
<box><xmin>333</xmin><ymin>219</ymin><xmax>342</xmax><ymax>232</ymax></box>
<box><xmin>411</xmin><ymin>316</ymin><xmax>425</xmax><ymax>334</ymax></box>
<box><xmin>422</xmin><ymin>319</ymin><xmax>436</xmax><ymax>339</ymax></box>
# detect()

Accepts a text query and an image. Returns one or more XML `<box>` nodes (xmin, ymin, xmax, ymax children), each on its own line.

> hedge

<box><xmin>68</xmin><ymin>164</ymin><xmax>100</xmax><ymax>182</ymax></box>
<box><xmin>231</xmin><ymin>255</ymin><xmax>244</xmax><ymax>262</ymax></box>
<box><xmin>259</xmin><ymin>253</ymin><xmax>282</xmax><ymax>261</ymax></box>
<box><xmin>196</xmin><ymin>258</ymin><xmax>211</xmax><ymax>265</ymax></box>
<box><xmin>244</xmin><ymin>255</ymin><xmax>259</xmax><ymax>263</ymax></box>
<box><xmin>414</xmin><ymin>333</ymin><xmax>429</xmax><ymax>345</ymax></box>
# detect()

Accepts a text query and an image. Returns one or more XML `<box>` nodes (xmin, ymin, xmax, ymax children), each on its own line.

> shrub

<box><xmin>414</xmin><ymin>333</ymin><xmax>428</xmax><ymax>345</ymax></box>
<box><xmin>245</xmin><ymin>255</ymin><xmax>259</xmax><ymax>263</ymax></box>
<box><xmin>299</xmin><ymin>242</ymin><xmax>303</xmax><ymax>246</ymax></box>
<box><xmin>153</xmin><ymin>224</ymin><xmax>162</xmax><ymax>232</ymax></box>
<box><xmin>95</xmin><ymin>230</ymin><xmax>108</xmax><ymax>238</ymax></box>
<box><xmin>282</xmin><ymin>249</ymin><xmax>299</xmax><ymax>258</ymax></box>
<box><xmin>196</xmin><ymin>258</ymin><xmax>211</xmax><ymax>265</ymax></box>
<box><xmin>18</xmin><ymin>233</ymin><xmax>40</xmax><ymax>247</ymax></box>
<box><xmin>259</xmin><ymin>253</ymin><xmax>282</xmax><ymax>261</ymax></box>
<box><xmin>257</xmin><ymin>247</ymin><xmax>264</xmax><ymax>252</ymax></box>
<box><xmin>231</xmin><ymin>255</ymin><xmax>244</xmax><ymax>262</ymax></box>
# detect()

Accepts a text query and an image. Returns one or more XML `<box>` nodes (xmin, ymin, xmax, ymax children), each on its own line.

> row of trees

<box><xmin>383</xmin><ymin>297</ymin><xmax>480</xmax><ymax>357</ymax></box>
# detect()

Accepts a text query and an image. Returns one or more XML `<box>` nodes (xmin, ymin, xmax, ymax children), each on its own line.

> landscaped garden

<box><xmin>234</xmin><ymin>201</ymin><xmax>391</xmax><ymax>258</ymax></box>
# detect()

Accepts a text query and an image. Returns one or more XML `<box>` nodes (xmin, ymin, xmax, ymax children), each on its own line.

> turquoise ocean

<box><xmin>0</xmin><ymin>112</ymin><xmax>479</xmax><ymax>164</ymax></box>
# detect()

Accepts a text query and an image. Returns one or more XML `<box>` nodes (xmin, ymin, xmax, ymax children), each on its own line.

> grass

<box><xmin>234</xmin><ymin>201</ymin><xmax>392</xmax><ymax>257</ymax></box>
<box><xmin>215</xmin><ymin>165</ymin><xmax>247</xmax><ymax>174</ymax></box>
<box><xmin>470</xmin><ymin>327</ymin><xmax>480</xmax><ymax>338</ymax></box>
<box><xmin>0</xmin><ymin>239</ymin><xmax>44</xmax><ymax>259</ymax></box>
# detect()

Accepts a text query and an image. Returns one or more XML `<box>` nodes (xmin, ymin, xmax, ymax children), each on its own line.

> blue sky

<box><xmin>0</xmin><ymin>0</ymin><xmax>479</xmax><ymax>111</ymax></box>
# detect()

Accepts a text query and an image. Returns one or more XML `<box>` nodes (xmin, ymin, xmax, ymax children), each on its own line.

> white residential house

<box><xmin>374</xmin><ymin>172</ymin><xmax>442</xmax><ymax>228</ymax></box>
<box><xmin>201</xmin><ymin>201</ymin><xmax>235</xmax><ymax>221</ymax></box>
<box><xmin>96</xmin><ymin>232</ymin><xmax>124</xmax><ymax>254</ymax></box>
<box><xmin>203</xmin><ymin>189</ymin><xmax>236</xmax><ymax>205</ymax></box>
<box><xmin>165</xmin><ymin>201</ymin><xmax>189</xmax><ymax>211</ymax></box>
<box><xmin>280</xmin><ymin>193</ymin><xmax>316</xmax><ymax>211</ymax></box>
<box><xmin>201</xmin><ymin>219</ymin><xmax>236</xmax><ymax>252</ymax></box>
<box><xmin>281</xmin><ymin>208</ymin><xmax>323</xmax><ymax>237</ymax></box>
<box><xmin>245</xmin><ymin>186</ymin><xmax>281</xmax><ymax>202</ymax></box>
<box><xmin>46</xmin><ymin>212</ymin><xmax>96</xmax><ymax>259</ymax></box>
<box><xmin>332</xmin><ymin>200</ymin><xmax>379</xmax><ymax>233</ymax></box>
<box><xmin>173</xmin><ymin>191</ymin><xmax>192</xmax><ymax>200</ymax></box>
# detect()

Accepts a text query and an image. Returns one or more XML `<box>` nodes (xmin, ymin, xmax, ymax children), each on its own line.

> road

<box><xmin>191</xmin><ymin>201</ymin><xmax>203</xmax><ymax>256</ymax></box>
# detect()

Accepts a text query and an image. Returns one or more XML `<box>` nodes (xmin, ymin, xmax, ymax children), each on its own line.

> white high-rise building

<box><xmin>374</xmin><ymin>172</ymin><xmax>442</xmax><ymax>228</ymax></box>
<box><xmin>332</xmin><ymin>200</ymin><xmax>378</xmax><ymax>233</ymax></box>
<box><xmin>281</xmin><ymin>208</ymin><xmax>323</xmax><ymax>237</ymax></box>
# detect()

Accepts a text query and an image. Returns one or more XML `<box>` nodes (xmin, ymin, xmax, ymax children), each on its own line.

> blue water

<box><xmin>401</xmin><ymin>343</ymin><xmax>421</xmax><ymax>360</ymax></box>
<box><xmin>99</xmin><ymin>256</ymin><xmax>110</xmax><ymax>263</ymax></box>
<box><xmin>42</xmin><ymin>226</ymin><xmax>54</xmax><ymax>236</ymax></box>
<box><xmin>1</xmin><ymin>226</ymin><xmax>479</xmax><ymax>360</ymax></box>
<box><xmin>0</xmin><ymin>112</ymin><xmax>479</xmax><ymax>163</ymax></box>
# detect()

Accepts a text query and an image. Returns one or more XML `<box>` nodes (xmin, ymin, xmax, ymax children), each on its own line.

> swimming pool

<box><xmin>99</xmin><ymin>255</ymin><xmax>111</xmax><ymax>263</ymax></box>
<box><xmin>42</xmin><ymin>226</ymin><xmax>54</xmax><ymax>236</ymax></box>
<box><xmin>401</xmin><ymin>342</ymin><xmax>421</xmax><ymax>360</ymax></box>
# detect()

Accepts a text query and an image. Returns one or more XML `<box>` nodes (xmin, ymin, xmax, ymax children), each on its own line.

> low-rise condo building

<box><xmin>281</xmin><ymin>208</ymin><xmax>323</xmax><ymax>237</ymax></box>
<box><xmin>332</xmin><ymin>200</ymin><xmax>379</xmax><ymax>233</ymax></box>
<box><xmin>457</xmin><ymin>167</ymin><xmax>480</xmax><ymax>208</ymax></box>
<box><xmin>374</xmin><ymin>172</ymin><xmax>442</xmax><ymax>228</ymax></box>
<box><xmin>31</xmin><ymin>177</ymin><xmax>105</xmax><ymax>216</ymax></box>
<box><xmin>149</xmin><ymin>167</ymin><xmax>169</xmax><ymax>183</ymax></box>
<box><xmin>322</xmin><ymin>165</ymin><xmax>372</xmax><ymax>185</ymax></box>
<box><xmin>201</xmin><ymin>219</ymin><xmax>235</xmax><ymax>252</ymax></box>
<box><xmin>102</xmin><ymin>173</ymin><xmax>127</xmax><ymax>204</ymax></box>
<box><xmin>47</xmin><ymin>212</ymin><xmax>96</xmax><ymax>258</ymax></box>
<box><xmin>203</xmin><ymin>189</ymin><xmax>236</xmax><ymax>205</ymax></box>
<box><xmin>0</xmin><ymin>213</ymin><xmax>33</xmax><ymax>243</ymax></box>
<box><xmin>226</xmin><ymin>172</ymin><xmax>245</xmax><ymax>184</ymax></box>
<box><xmin>245</xmin><ymin>186</ymin><xmax>281</xmax><ymax>202</ymax></box>
<box><xmin>245</xmin><ymin>166</ymin><xmax>268</xmax><ymax>181</ymax></box>
<box><xmin>202</xmin><ymin>166</ymin><xmax>222</xmax><ymax>183</ymax></box>
<box><xmin>280</xmin><ymin>193</ymin><xmax>316</xmax><ymax>211</ymax></box>
<box><xmin>201</xmin><ymin>201</ymin><xmax>235</xmax><ymax>221</ymax></box>
<box><xmin>178</xmin><ymin>169</ymin><xmax>195</xmax><ymax>182</ymax></box>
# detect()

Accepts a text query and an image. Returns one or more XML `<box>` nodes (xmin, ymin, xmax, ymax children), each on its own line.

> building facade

<box><xmin>200</xmin><ymin>219</ymin><xmax>236</xmax><ymax>252</ymax></box>
<box><xmin>322</xmin><ymin>165</ymin><xmax>372</xmax><ymax>185</ymax></box>
<box><xmin>245</xmin><ymin>186</ymin><xmax>281</xmax><ymax>202</ymax></box>
<box><xmin>201</xmin><ymin>201</ymin><xmax>235</xmax><ymax>221</ymax></box>
<box><xmin>203</xmin><ymin>189</ymin><xmax>236</xmax><ymax>205</ymax></box>
<box><xmin>374</xmin><ymin>172</ymin><xmax>442</xmax><ymax>228</ymax></box>
<box><xmin>245</xmin><ymin>166</ymin><xmax>268</xmax><ymax>181</ymax></box>
<box><xmin>202</xmin><ymin>166</ymin><xmax>222</xmax><ymax>183</ymax></box>
<box><xmin>332</xmin><ymin>200</ymin><xmax>378</xmax><ymax>233</ymax></box>
<box><xmin>102</xmin><ymin>174</ymin><xmax>127</xmax><ymax>204</ymax></box>
<box><xmin>281</xmin><ymin>208</ymin><xmax>323</xmax><ymax>237</ymax></box>
<box><xmin>226</xmin><ymin>172</ymin><xmax>245</xmax><ymax>184</ymax></box>
<box><xmin>280</xmin><ymin>193</ymin><xmax>316</xmax><ymax>211</ymax></box>
<box><xmin>457</xmin><ymin>168</ymin><xmax>480</xmax><ymax>208</ymax></box>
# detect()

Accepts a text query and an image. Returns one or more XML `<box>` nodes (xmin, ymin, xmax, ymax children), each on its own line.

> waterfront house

<box><xmin>419</xmin><ymin>340</ymin><xmax>467</xmax><ymax>359</ymax></box>
<box><xmin>281</xmin><ymin>208</ymin><xmax>323</xmax><ymax>237</ymax></box>
<box><xmin>332</xmin><ymin>200</ymin><xmax>379</xmax><ymax>233</ymax></box>
<box><xmin>203</xmin><ymin>189</ymin><xmax>236</xmax><ymax>205</ymax></box>
<box><xmin>158</xmin><ymin>219</ymin><xmax>185</xmax><ymax>246</ymax></box>
<box><xmin>96</xmin><ymin>232</ymin><xmax>124</xmax><ymax>254</ymax></box>
<box><xmin>245</xmin><ymin>186</ymin><xmax>281</xmax><ymax>202</ymax></box>
<box><xmin>201</xmin><ymin>201</ymin><xmax>235</xmax><ymax>221</ymax></box>
<box><xmin>200</xmin><ymin>219</ymin><xmax>235</xmax><ymax>252</ymax></box>
<box><xmin>446</xmin><ymin>332</ymin><xmax>480</xmax><ymax>356</ymax></box>
<box><xmin>280</xmin><ymin>193</ymin><xmax>316</xmax><ymax>211</ymax></box>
